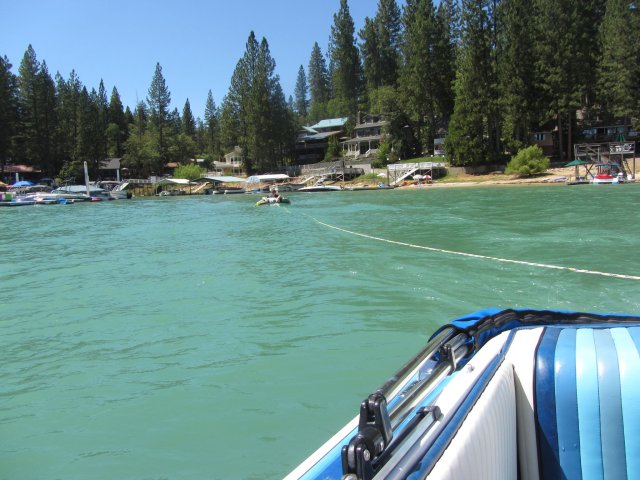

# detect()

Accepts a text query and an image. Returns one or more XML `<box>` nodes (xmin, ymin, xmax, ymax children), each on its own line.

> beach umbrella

<box><xmin>565</xmin><ymin>159</ymin><xmax>590</xmax><ymax>179</ymax></box>
<box><xmin>10</xmin><ymin>180</ymin><xmax>34</xmax><ymax>187</ymax></box>
<box><xmin>413</xmin><ymin>174</ymin><xmax>425</xmax><ymax>180</ymax></box>
<box><xmin>564</xmin><ymin>159</ymin><xmax>589</xmax><ymax>167</ymax></box>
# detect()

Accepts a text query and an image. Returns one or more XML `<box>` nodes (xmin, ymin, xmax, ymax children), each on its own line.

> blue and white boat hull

<box><xmin>286</xmin><ymin>309</ymin><xmax>640</xmax><ymax>480</ymax></box>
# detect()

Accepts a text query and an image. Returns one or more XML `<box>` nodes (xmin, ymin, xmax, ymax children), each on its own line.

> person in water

<box><xmin>260</xmin><ymin>189</ymin><xmax>282</xmax><ymax>204</ymax></box>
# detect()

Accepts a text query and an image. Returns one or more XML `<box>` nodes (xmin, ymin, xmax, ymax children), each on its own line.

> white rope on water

<box><xmin>305</xmin><ymin>214</ymin><xmax>640</xmax><ymax>281</ymax></box>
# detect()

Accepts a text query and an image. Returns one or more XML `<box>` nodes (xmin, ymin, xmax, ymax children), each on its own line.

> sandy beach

<box><xmin>342</xmin><ymin>163</ymin><xmax>640</xmax><ymax>189</ymax></box>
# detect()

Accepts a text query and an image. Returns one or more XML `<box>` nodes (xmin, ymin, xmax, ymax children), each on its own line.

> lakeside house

<box><xmin>531</xmin><ymin>122</ymin><xmax>638</xmax><ymax>162</ymax></box>
<box><xmin>342</xmin><ymin>112</ymin><xmax>388</xmax><ymax>161</ymax></box>
<box><xmin>99</xmin><ymin>158</ymin><xmax>122</xmax><ymax>181</ymax></box>
<box><xmin>215</xmin><ymin>146</ymin><xmax>244</xmax><ymax>175</ymax></box>
<box><xmin>531</xmin><ymin>129</ymin><xmax>555</xmax><ymax>158</ymax></box>
<box><xmin>1</xmin><ymin>164</ymin><xmax>42</xmax><ymax>184</ymax></box>
<box><xmin>295</xmin><ymin>117</ymin><xmax>348</xmax><ymax>165</ymax></box>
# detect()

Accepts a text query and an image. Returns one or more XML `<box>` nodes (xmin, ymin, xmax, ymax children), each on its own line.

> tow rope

<box><xmin>306</xmin><ymin>214</ymin><xmax>640</xmax><ymax>281</ymax></box>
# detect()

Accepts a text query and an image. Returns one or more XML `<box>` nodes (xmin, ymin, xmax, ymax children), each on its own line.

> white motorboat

<box><xmin>299</xmin><ymin>183</ymin><xmax>342</xmax><ymax>192</ymax></box>
<box><xmin>30</xmin><ymin>187</ymin><xmax>93</xmax><ymax>202</ymax></box>
<box><xmin>95</xmin><ymin>181</ymin><xmax>132</xmax><ymax>199</ymax></box>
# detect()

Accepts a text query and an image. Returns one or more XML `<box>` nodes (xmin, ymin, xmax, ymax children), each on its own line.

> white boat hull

<box><xmin>298</xmin><ymin>185</ymin><xmax>342</xmax><ymax>192</ymax></box>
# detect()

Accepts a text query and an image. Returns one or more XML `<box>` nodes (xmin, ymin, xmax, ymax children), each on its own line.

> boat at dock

<box><xmin>0</xmin><ymin>191</ymin><xmax>73</xmax><ymax>206</ymax></box>
<box><xmin>30</xmin><ymin>186</ymin><xmax>95</xmax><ymax>202</ymax></box>
<box><xmin>0</xmin><ymin>198</ymin><xmax>36</xmax><ymax>207</ymax></box>
<box><xmin>245</xmin><ymin>174</ymin><xmax>305</xmax><ymax>193</ymax></box>
<box><xmin>286</xmin><ymin>308</ymin><xmax>640</xmax><ymax>480</ymax></box>
<box><xmin>95</xmin><ymin>180</ymin><xmax>132</xmax><ymax>199</ymax></box>
<box><xmin>299</xmin><ymin>183</ymin><xmax>342</xmax><ymax>192</ymax></box>
<box><xmin>591</xmin><ymin>162</ymin><xmax>632</xmax><ymax>184</ymax></box>
<box><xmin>346</xmin><ymin>184</ymin><xmax>395</xmax><ymax>191</ymax></box>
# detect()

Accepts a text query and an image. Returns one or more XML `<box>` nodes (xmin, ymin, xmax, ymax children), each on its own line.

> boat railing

<box><xmin>386</xmin><ymin>332</ymin><xmax>469</xmax><ymax>429</ymax></box>
<box><xmin>340</xmin><ymin>326</ymin><xmax>472</xmax><ymax>479</ymax></box>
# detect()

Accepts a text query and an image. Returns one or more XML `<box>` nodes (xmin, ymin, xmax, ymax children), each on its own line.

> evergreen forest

<box><xmin>0</xmin><ymin>0</ymin><xmax>638</xmax><ymax>181</ymax></box>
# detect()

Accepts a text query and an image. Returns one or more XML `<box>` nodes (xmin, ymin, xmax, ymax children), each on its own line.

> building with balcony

<box><xmin>342</xmin><ymin>113</ymin><xmax>388</xmax><ymax>161</ymax></box>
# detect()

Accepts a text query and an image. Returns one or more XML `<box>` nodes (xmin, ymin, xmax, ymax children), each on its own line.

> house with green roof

<box><xmin>295</xmin><ymin>117</ymin><xmax>349</xmax><ymax>165</ymax></box>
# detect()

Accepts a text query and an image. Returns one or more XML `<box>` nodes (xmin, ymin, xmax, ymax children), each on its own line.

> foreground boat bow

<box><xmin>286</xmin><ymin>309</ymin><xmax>640</xmax><ymax>480</ymax></box>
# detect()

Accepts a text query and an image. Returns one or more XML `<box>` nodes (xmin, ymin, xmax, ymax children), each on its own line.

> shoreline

<box><xmin>341</xmin><ymin>164</ymin><xmax>640</xmax><ymax>189</ymax></box>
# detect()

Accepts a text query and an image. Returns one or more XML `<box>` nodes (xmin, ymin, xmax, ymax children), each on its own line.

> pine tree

<box><xmin>85</xmin><ymin>87</ymin><xmax>107</xmax><ymax>176</ymax></box>
<box><xmin>497</xmin><ymin>0</ymin><xmax>538</xmax><ymax>151</ymax></box>
<box><xmin>597</xmin><ymin>0</ymin><xmax>640</xmax><ymax>121</ymax></box>
<box><xmin>219</xmin><ymin>94</ymin><xmax>239</xmax><ymax>155</ymax></box>
<box><xmin>440</xmin><ymin>0</ymin><xmax>463</xmax><ymax>44</ymax></box>
<box><xmin>400</xmin><ymin>0</ymin><xmax>439</xmax><ymax>155</ymax></box>
<box><xmin>308</xmin><ymin>42</ymin><xmax>330</xmax><ymax>121</ymax></box>
<box><xmin>55</xmin><ymin>70</ymin><xmax>82</xmax><ymax>172</ymax></box>
<box><xmin>294</xmin><ymin>65</ymin><xmax>309</xmax><ymax>119</ymax></box>
<box><xmin>533</xmin><ymin>0</ymin><xmax>602</xmax><ymax>160</ymax></box>
<box><xmin>446</xmin><ymin>0</ymin><xmax>497</xmax><ymax>165</ymax></box>
<box><xmin>204</xmin><ymin>90</ymin><xmax>220</xmax><ymax>161</ymax></box>
<box><xmin>0</xmin><ymin>55</ymin><xmax>18</xmax><ymax>172</ymax></box>
<box><xmin>17</xmin><ymin>45</ymin><xmax>42</xmax><ymax>166</ymax></box>
<box><xmin>574</xmin><ymin>0</ymin><xmax>607</xmax><ymax>113</ymax></box>
<box><xmin>107</xmin><ymin>86</ymin><xmax>126</xmax><ymax>157</ymax></box>
<box><xmin>182</xmin><ymin>99</ymin><xmax>196</xmax><ymax>137</ymax></box>
<box><xmin>359</xmin><ymin>17</ymin><xmax>381</xmax><ymax>93</ymax></box>
<box><xmin>375</xmin><ymin>0</ymin><xmax>402</xmax><ymax>87</ymax></box>
<box><xmin>122</xmin><ymin>101</ymin><xmax>155</xmax><ymax>177</ymax></box>
<box><xmin>328</xmin><ymin>0</ymin><xmax>361</xmax><ymax>116</ymax></box>
<box><xmin>34</xmin><ymin>60</ymin><xmax>57</xmax><ymax>175</ymax></box>
<box><xmin>95</xmin><ymin>80</ymin><xmax>109</xmax><ymax>162</ymax></box>
<box><xmin>166</xmin><ymin>107</ymin><xmax>183</xmax><ymax>163</ymax></box>
<box><xmin>224</xmin><ymin>32</ymin><xmax>293</xmax><ymax>173</ymax></box>
<box><xmin>251</xmin><ymin>37</ymin><xmax>279</xmax><ymax>171</ymax></box>
<box><xmin>65</xmin><ymin>86</ymin><xmax>97</xmax><ymax>181</ymax></box>
<box><xmin>147</xmin><ymin>62</ymin><xmax>171</xmax><ymax>169</ymax></box>
<box><xmin>271</xmin><ymin>81</ymin><xmax>296</xmax><ymax>165</ymax></box>
<box><xmin>433</xmin><ymin>2</ymin><xmax>457</xmax><ymax>127</ymax></box>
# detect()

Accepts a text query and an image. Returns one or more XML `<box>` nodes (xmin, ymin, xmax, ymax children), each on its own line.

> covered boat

<box><xmin>591</xmin><ymin>163</ymin><xmax>626</xmax><ymax>184</ymax></box>
<box><xmin>286</xmin><ymin>308</ymin><xmax>640</xmax><ymax>480</ymax></box>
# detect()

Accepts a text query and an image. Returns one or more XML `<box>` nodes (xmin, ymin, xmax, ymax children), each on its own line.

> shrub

<box><xmin>173</xmin><ymin>163</ymin><xmax>206</xmax><ymax>180</ymax></box>
<box><xmin>505</xmin><ymin>145</ymin><xmax>549</xmax><ymax>177</ymax></box>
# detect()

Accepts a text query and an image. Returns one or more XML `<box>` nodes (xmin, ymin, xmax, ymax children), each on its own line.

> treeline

<box><xmin>1</xmin><ymin>0</ymin><xmax>639</xmax><ymax>180</ymax></box>
<box><xmin>0</xmin><ymin>49</ymin><xmax>227</xmax><ymax>180</ymax></box>
<box><xmin>293</xmin><ymin>0</ymin><xmax>640</xmax><ymax>165</ymax></box>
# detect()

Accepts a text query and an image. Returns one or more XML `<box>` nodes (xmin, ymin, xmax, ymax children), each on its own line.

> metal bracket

<box><xmin>341</xmin><ymin>391</ymin><xmax>393</xmax><ymax>480</ymax></box>
<box><xmin>441</xmin><ymin>343</ymin><xmax>457</xmax><ymax>371</ymax></box>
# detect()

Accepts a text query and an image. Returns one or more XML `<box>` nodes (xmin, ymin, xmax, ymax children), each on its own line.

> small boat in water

<box><xmin>286</xmin><ymin>308</ymin><xmax>640</xmax><ymax>480</ymax></box>
<box><xmin>255</xmin><ymin>190</ymin><xmax>290</xmax><ymax>206</ymax></box>
<box><xmin>255</xmin><ymin>197</ymin><xmax>290</xmax><ymax>206</ymax></box>
<box><xmin>299</xmin><ymin>183</ymin><xmax>342</xmax><ymax>192</ymax></box>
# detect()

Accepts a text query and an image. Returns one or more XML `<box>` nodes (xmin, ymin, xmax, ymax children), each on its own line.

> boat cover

<box><xmin>433</xmin><ymin>308</ymin><xmax>639</xmax><ymax>362</ymax></box>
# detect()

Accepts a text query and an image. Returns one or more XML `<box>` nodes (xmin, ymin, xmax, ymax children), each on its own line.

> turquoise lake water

<box><xmin>1</xmin><ymin>185</ymin><xmax>639</xmax><ymax>479</ymax></box>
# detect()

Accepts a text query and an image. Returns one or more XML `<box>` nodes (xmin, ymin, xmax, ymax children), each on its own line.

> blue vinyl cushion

<box><xmin>535</xmin><ymin>327</ymin><xmax>640</xmax><ymax>480</ymax></box>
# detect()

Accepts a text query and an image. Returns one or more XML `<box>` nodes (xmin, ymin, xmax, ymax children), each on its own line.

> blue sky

<box><xmin>0</xmin><ymin>0</ymin><xmax>382</xmax><ymax>119</ymax></box>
